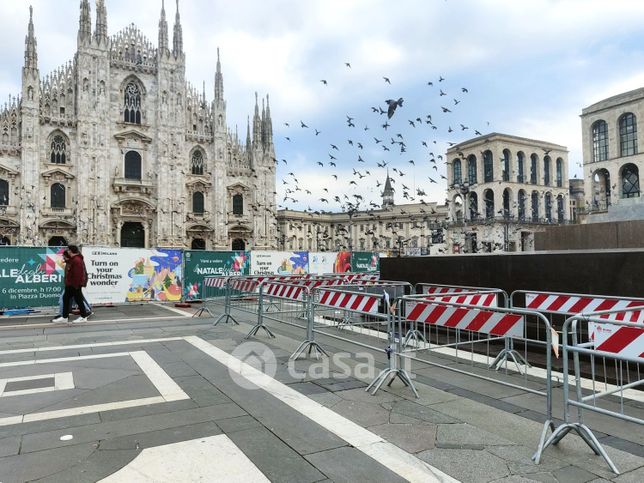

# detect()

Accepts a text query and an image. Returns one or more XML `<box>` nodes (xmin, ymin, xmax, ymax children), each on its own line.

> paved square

<box><xmin>0</xmin><ymin>350</ymin><xmax>188</xmax><ymax>427</ymax></box>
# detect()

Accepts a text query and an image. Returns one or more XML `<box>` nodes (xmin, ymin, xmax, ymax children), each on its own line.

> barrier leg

<box><xmin>489</xmin><ymin>338</ymin><xmax>530</xmax><ymax>375</ymax></box>
<box><xmin>245</xmin><ymin>288</ymin><xmax>275</xmax><ymax>339</ymax></box>
<box><xmin>192</xmin><ymin>305</ymin><xmax>215</xmax><ymax>318</ymax></box>
<box><xmin>366</xmin><ymin>312</ymin><xmax>418</xmax><ymax>398</ymax></box>
<box><xmin>290</xmin><ymin>297</ymin><xmax>328</xmax><ymax>360</ymax></box>
<box><xmin>402</xmin><ymin>320</ymin><xmax>427</xmax><ymax>349</ymax></box>
<box><xmin>213</xmin><ymin>289</ymin><xmax>239</xmax><ymax>326</ymax></box>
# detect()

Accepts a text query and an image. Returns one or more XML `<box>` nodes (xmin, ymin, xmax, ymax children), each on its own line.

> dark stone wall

<box><xmin>535</xmin><ymin>220</ymin><xmax>644</xmax><ymax>250</ymax></box>
<box><xmin>381</xmin><ymin>250</ymin><xmax>644</xmax><ymax>299</ymax></box>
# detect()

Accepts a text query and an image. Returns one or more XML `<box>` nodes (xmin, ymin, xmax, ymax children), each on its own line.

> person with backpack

<box><xmin>52</xmin><ymin>245</ymin><xmax>90</xmax><ymax>324</ymax></box>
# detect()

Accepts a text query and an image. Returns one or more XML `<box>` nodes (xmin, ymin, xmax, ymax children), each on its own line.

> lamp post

<box><xmin>345</xmin><ymin>201</ymin><xmax>360</xmax><ymax>252</ymax></box>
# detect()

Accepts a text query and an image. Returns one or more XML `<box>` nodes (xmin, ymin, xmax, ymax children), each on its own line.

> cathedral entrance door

<box><xmin>231</xmin><ymin>238</ymin><xmax>245</xmax><ymax>250</ymax></box>
<box><xmin>121</xmin><ymin>222</ymin><xmax>145</xmax><ymax>248</ymax></box>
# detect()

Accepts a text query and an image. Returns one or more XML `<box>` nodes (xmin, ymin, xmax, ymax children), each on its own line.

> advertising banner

<box><xmin>351</xmin><ymin>252</ymin><xmax>380</xmax><ymax>273</ymax></box>
<box><xmin>308</xmin><ymin>252</ymin><xmax>338</xmax><ymax>275</ymax></box>
<box><xmin>250</xmin><ymin>251</ymin><xmax>309</xmax><ymax>275</ymax></box>
<box><xmin>0</xmin><ymin>246</ymin><xmax>65</xmax><ymax>309</ymax></box>
<box><xmin>333</xmin><ymin>251</ymin><xmax>352</xmax><ymax>273</ymax></box>
<box><xmin>183</xmin><ymin>250</ymin><xmax>250</xmax><ymax>300</ymax></box>
<box><xmin>84</xmin><ymin>247</ymin><xmax>183</xmax><ymax>304</ymax></box>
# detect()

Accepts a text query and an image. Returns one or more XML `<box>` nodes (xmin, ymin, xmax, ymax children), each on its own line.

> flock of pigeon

<box><xmin>273</xmin><ymin>62</ymin><xmax>493</xmax><ymax>241</ymax></box>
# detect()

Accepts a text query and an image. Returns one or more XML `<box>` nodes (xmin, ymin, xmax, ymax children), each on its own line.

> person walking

<box><xmin>52</xmin><ymin>245</ymin><xmax>90</xmax><ymax>323</ymax></box>
<box><xmin>52</xmin><ymin>250</ymin><xmax>91</xmax><ymax>321</ymax></box>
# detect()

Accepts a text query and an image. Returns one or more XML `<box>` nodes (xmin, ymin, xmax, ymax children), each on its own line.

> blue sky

<box><xmin>2</xmin><ymin>0</ymin><xmax>644</xmax><ymax>212</ymax></box>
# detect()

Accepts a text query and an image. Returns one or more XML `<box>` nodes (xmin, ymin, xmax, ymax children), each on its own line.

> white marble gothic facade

<box><xmin>0</xmin><ymin>1</ymin><xmax>277</xmax><ymax>250</ymax></box>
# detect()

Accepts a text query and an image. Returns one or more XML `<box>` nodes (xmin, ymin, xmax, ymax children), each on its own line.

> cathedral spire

<box><xmin>252</xmin><ymin>92</ymin><xmax>262</xmax><ymax>148</ymax></box>
<box><xmin>264</xmin><ymin>94</ymin><xmax>273</xmax><ymax>145</ymax></box>
<box><xmin>214</xmin><ymin>48</ymin><xmax>224</xmax><ymax>101</ymax></box>
<box><xmin>246</xmin><ymin>116</ymin><xmax>251</xmax><ymax>152</ymax></box>
<box><xmin>78</xmin><ymin>0</ymin><xmax>92</xmax><ymax>46</ymax></box>
<box><xmin>158</xmin><ymin>0</ymin><xmax>169</xmax><ymax>54</ymax></box>
<box><xmin>172</xmin><ymin>0</ymin><xmax>183</xmax><ymax>57</ymax></box>
<box><xmin>23</xmin><ymin>6</ymin><xmax>38</xmax><ymax>74</ymax></box>
<box><xmin>382</xmin><ymin>169</ymin><xmax>395</xmax><ymax>208</ymax></box>
<box><xmin>94</xmin><ymin>0</ymin><xmax>108</xmax><ymax>45</ymax></box>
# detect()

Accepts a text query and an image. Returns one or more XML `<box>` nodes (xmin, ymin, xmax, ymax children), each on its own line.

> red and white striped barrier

<box><xmin>420</xmin><ymin>292</ymin><xmax>498</xmax><ymax>308</ymax></box>
<box><xmin>343</xmin><ymin>273</ymin><xmax>379</xmax><ymax>282</ymax></box>
<box><xmin>317</xmin><ymin>290</ymin><xmax>380</xmax><ymax>314</ymax></box>
<box><xmin>422</xmin><ymin>286</ymin><xmax>470</xmax><ymax>295</ymax></box>
<box><xmin>229</xmin><ymin>279</ymin><xmax>259</xmax><ymax>293</ymax></box>
<box><xmin>203</xmin><ymin>277</ymin><xmax>227</xmax><ymax>288</ymax></box>
<box><xmin>591</xmin><ymin>325</ymin><xmax>644</xmax><ymax>359</ymax></box>
<box><xmin>263</xmin><ymin>283</ymin><xmax>306</xmax><ymax>301</ymax></box>
<box><xmin>525</xmin><ymin>293</ymin><xmax>644</xmax><ymax>323</ymax></box>
<box><xmin>406</xmin><ymin>301</ymin><xmax>524</xmax><ymax>338</ymax></box>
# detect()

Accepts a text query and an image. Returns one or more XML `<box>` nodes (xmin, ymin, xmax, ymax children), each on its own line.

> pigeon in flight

<box><xmin>385</xmin><ymin>98</ymin><xmax>404</xmax><ymax>119</ymax></box>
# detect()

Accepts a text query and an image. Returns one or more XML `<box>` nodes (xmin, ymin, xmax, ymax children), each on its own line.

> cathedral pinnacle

<box><xmin>23</xmin><ymin>5</ymin><xmax>38</xmax><ymax>73</ymax></box>
<box><xmin>78</xmin><ymin>0</ymin><xmax>92</xmax><ymax>45</ymax></box>
<box><xmin>172</xmin><ymin>0</ymin><xmax>183</xmax><ymax>56</ymax></box>
<box><xmin>158</xmin><ymin>0</ymin><xmax>169</xmax><ymax>54</ymax></box>
<box><xmin>214</xmin><ymin>47</ymin><xmax>224</xmax><ymax>101</ymax></box>
<box><xmin>94</xmin><ymin>0</ymin><xmax>108</xmax><ymax>45</ymax></box>
<box><xmin>252</xmin><ymin>92</ymin><xmax>262</xmax><ymax>147</ymax></box>
<box><xmin>265</xmin><ymin>94</ymin><xmax>273</xmax><ymax>144</ymax></box>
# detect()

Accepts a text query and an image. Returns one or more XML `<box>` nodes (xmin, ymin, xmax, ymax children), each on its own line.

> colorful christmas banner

<box><xmin>183</xmin><ymin>250</ymin><xmax>249</xmax><ymax>300</ymax></box>
<box><xmin>250</xmin><ymin>251</ymin><xmax>309</xmax><ymax>276</ymax></box>
<box><xmin>309</xmin><ymin>252</ymin><xmax>339</xmax><ymax>275</ymax></box>
<box><xmin>83</xmin><ymin>247</ymin><xmax>183</xmax><ymax>304</ymax></box>
<box><xmin>351</xmin><ymin>252</ymin><xmax>380</xmax><ymax>273</ymax></box>
<box><xmin>0</xmin><ymin>246</ymin><xmax>66</xmax><ymax>309</ymax></box>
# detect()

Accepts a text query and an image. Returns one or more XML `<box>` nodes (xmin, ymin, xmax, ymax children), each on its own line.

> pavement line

<box><xmin>0</xmin><ymin>315</ymin><xmax>194</xmax><ymax>331</ymax></box>
<box><xmin>0</xmin><ymin>336</ymin><xmax>185</xmax><ymax>355</ymax></box>
<box><xmin>0</xmin><ymin>350</ymin><xmax>190</xmax><ymax>427</ymax></box>
<box><xmin>99</xmin><ymin>434</ymin><xmax>270</xmax><ymax>483</ymax></box>
<box><xmin>185</xmin><ymin>335</ymin><xmax>458</xmax><ymax>483</ymax></box>
<box><xmin>150</xmin><ymin>302</ymin><xmax>193</xmax><ymax>318</ymax></box>
<box><xmin>0</xmin><ymin>372</ymin><xmax>73</xmax><ymax>398</ymax></box>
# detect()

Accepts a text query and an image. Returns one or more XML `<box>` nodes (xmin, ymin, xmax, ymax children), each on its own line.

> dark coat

<box><xmin>66</xmin><ymin>254</ymin><xmax>87</xmax><ymax>288</ymax></box>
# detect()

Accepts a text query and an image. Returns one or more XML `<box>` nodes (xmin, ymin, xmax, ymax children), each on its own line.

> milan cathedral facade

<box><xmin>0</xmin><ymin>0</ymin><xmax>277</xmax><ymax>250</ymax></box>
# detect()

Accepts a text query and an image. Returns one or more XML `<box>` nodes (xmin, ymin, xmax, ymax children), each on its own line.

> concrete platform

<box><xmin>0</xmin><ymin>303</ymin><xmax>641</xmax><ymax>482</ymax></box>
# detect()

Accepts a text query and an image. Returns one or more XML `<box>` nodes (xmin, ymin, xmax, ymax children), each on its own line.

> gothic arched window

<box><xmin>619</xmin><ymin>113</ymin><xmax>638</xmax><ymax>157</ymax></box>
<box><xmin>467</xmin><ymin>155</ymin><xmax>477</xmax><ymax>184</ymax></box>
<box><xmin>50</xmin><ymin>135</ymin><xmax>67</xmax><ymax>164</ymax></box>
<box><xmin>621</xmin><ymin>163</ymin><xmax>640</xmax><ymax>198</ymax></box>
<box><xmin>0</xmin><ymin>178</ymin><xmax>8</xmax><ymax>205</ymax></box>
<box><xmin>592</xmin><ymin>120</ymin><xmax>608</xmax><ymax>162</ymax></box>
<box><xmin>543</xmin><ymin>156</ymin><xmax>551</xmax><ymax>186</ymax></box>
<box><xmin>483</xmin><ymin>150</ymin><xmax>494</xmax><ymax>182</ymax></box>
<box><xmin>123</xmin><ymin>82</ymin><xmax>142</xmax><ymax>124</ymax></box>
<box><xmin>124</xmin><ymin>151</ymin><xmax>142</xmax><ymax>180</ymax></box>
<box><xmin>191</xmin><ymin>150</ymin><xmax>204</xmax><ymax>175</ymax></box>
<box><xmin>530</xmin><ymin>154</ymin><xmax>538</xmax><ymax>184</ymax></box>
<box><xmin>232</xmin><ymin>194</ymin><xmax>243</xmax><ymax>215</ymax></box>
<box><xmin>516</xmin><ymin>151</ymin><xmax>525</xmax><ymax>182</ymax></box>
<box><xmin>452</xmin><ymin>159</ymin><xmax>462</xmax><ymax>185</ymax></box>
<box><xmin>502</xmin><ymin>149</ymin><xmax>510</xmax><ymax>181</ymax></box>
<box><xmin>193</xmin><ymin>192</ymin><xmax>205</xmax><ymax>214</ymax></box>
<box><xmin>51</xmin><ymin>183</ymin><xmax>65</xmax><ymax>209</ymax></box>
<box><xmin>556</xmin><ymin>158</ymin><xmax>563</xmax><ymax>187</ymax></box>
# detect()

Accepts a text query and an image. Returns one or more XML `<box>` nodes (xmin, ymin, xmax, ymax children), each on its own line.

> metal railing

<box><xmin>537</xmin><ymin>309</ymin><xmax>643</xmax><ymax>474</ymax></box>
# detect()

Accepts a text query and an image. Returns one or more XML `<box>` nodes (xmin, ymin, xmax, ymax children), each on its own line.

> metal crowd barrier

<box><xmin>308</xmin><ymin>282</ymin><xmax>419</xmax><ymax>397</ymax></box>
<box><xmin>397</xmin><ymin>296</ymin><xmax>556</xmax><ymax>458</ymax></box>
<box><xmin>417</xmin><ymin>283</ymin><xmax>510</xmax><ymax>307</ymax></box>
<box><xmin>510</xmin><ymin>290</ymin><xmax>644</xmax><ymax>325</ymax></box>
<box><xmin>537</xmin><ymin>308</ymin><xmax>643</xmax><ymax>474</ymax></box>
<box><xmin>402</xmin><ymin>289</ymin><xmax>508</xmax><ymax>355</ymax></box>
